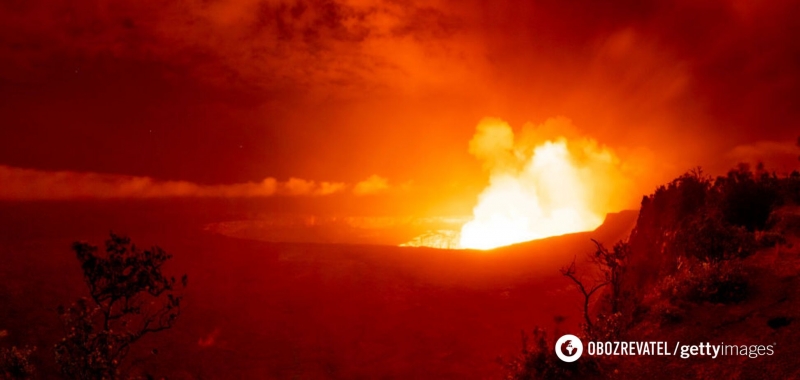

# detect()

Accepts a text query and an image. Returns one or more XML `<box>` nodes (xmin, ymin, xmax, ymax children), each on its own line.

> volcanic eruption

<box><xmin>406</xmin><ymin>117</ymin><xmax>637</xmax><ymax>250</ymax></box>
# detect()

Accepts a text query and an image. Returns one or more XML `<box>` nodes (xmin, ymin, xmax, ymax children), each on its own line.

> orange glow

<box><xmin>458</xmin><ymin>118</ymin><xmax>633</xmax><ymax>250</ymax></box>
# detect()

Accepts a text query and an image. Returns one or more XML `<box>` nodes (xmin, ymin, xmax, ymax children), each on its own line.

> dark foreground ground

<box><xmin>0</xmin><ymin>201</ymin><xmax>636</xmax><ymax>379</ymax></box>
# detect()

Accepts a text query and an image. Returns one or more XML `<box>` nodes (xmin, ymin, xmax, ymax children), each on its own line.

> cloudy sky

<box><xmin>1</xmin><ymin>0</ymin><xmax>798</xmax><ymax>213</ymax></box>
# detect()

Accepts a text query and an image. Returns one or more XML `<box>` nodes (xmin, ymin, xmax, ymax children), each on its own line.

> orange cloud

<box><xmin>0</xmin><ymin>165</ymin><xmax>346</xmax><ymax>200</ymax></box>
<box><xmin>353</xmin><ymin>174</ymin><xmax>390</xmax><ymax>195</ymax></box>
<box><xmin>284</xmin><ymin>177</ymin><xmax>346</xmax><ymax>196</ymax></box>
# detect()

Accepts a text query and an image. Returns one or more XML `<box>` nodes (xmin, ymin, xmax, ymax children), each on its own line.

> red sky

<box><xmin>1</xmin><ymin>0</ymin><xmax>799</xmax><ymax>214</ymax></box>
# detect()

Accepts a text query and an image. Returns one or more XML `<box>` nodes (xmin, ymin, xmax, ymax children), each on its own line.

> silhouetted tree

<box><xmin>54</xmin><ymin>233</ymin><xmax>187</xmax><ymax>380</ymax></box>
<box><xmin>561</xmin><ymin>240</ymin><xmax>630</xmax><ymax>340</ymax></box>
<box><xmin>561</xmin><ymin>258</ymin><xmax>605</xmax><ymax>333</ymax></box>
<box><xmin>588</xmin><ymin>240</ymin><xmax>630</xmax><ymax>315</ymax></box>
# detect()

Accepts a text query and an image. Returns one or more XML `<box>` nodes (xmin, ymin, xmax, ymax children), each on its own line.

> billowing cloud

<box><xmin>0</xmin><ymin>0</ymin><xmax>479</xmax><ymax>97</ymax></box>
<box><xmin>0</xmin><ymin>165</ymin><xmax>346</xmax><ymax>200</ymax></box>
<box><xmin>459</xmin><ymin>117</ymin><xmax>647</xmax><ymax>248</ymax></box>
<box><xmin>353</xmin><ymin>174</ymin><xmax>389</xmax><ymax>195</ymax></box>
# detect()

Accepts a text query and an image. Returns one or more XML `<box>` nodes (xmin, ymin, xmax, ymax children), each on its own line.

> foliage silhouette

<box><xmin>54</xmin><ymin>233</ymin><xmax>187</xmax><ymax>380</ymax></box>
<box><xmin>0</xmin><ymin>346</ymin><xmax>36</xmax><ymax>380</ymax></box>
<box><xmin>507</xmin><ymin>162</ymin><xmax>800</xmax><ymax>379</ymax></box>
<box><xmin>502</xmin><ymin>328</ymin><xmax>599</xmax><ymax>380</ymax></box>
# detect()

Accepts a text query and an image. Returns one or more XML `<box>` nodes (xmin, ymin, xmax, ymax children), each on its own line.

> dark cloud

<box><xmin>0</xmin><ymin>0</ymin><xmax>797</xmax><ymax>203</ymax></box>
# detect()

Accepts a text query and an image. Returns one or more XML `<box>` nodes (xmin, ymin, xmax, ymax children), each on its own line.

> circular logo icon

<box><xmin>555</xmin><ymin>334</ymin><xmax>583</xmax><ymax>362</ymax></box>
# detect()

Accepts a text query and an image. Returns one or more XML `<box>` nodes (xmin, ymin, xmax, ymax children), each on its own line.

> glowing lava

<box><xmin>458</xmin><ymin>117</ymin><xmax>631</xmax><ymax>250</ymax></box>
